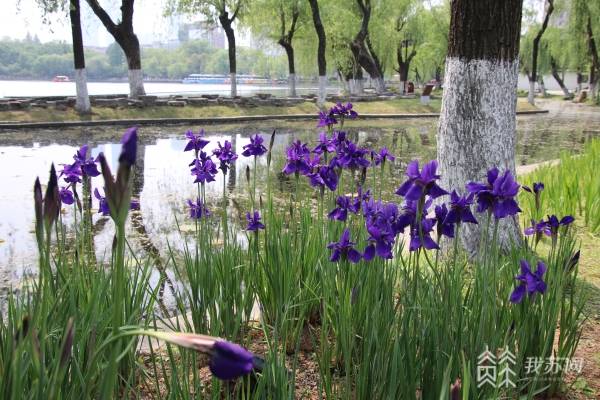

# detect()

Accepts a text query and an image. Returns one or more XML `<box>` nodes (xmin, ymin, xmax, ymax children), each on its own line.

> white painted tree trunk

<box><xmin>400</xmin><ymin>80</ymin><xmax>406</xmax><ymax>95</ymax></box>
<box><xmin>353</xmin><ymin>79</ymin><xmax>364</xmax><ymax>95</ymax></box>
<box><xmin>437</xmin><ymin>58</ymin><xmax>521</xmax><ymax>256</ymax></box>
<box><xmin>347</xmin><ymin>79</ymin><xmax>355</xmax><ymax>95</ymax></box>
<box><xmin>559</xmin><ymin>85</ymin><xmax>571</xmax><ymax>98</ymax></box>
<box><xmin>230</xmin><ymin>73</ymin><xmax>237</xmax><ymax>97</ymax></box>
<box><xmin>539</xmin><ymin>79</ymin><xmax>546</xmax><ymax>97</ymax></box>
<box><xmin>288</xmin><ymin>73</ymin><xmax>296</xmax><ymax>97</ymax></box>
<box><xmin>128</xmin><ymin>69</ymin><xmax>145</xmax><ymax>99</ymax></box>
<box><xmin>591</xmin><ymin>81</ymin><xmax>598</xmax><ymax>100</ymax></box>
<box><xmin>74</xmin><ymin>68</ymin><xmax>91</xmax><ymax>114</ymax></box>
<box><xmin>527</xmin><ymin>80</ymin><xmax>535</xmax><ymax>105</ymax></box>
<box><xmin>318</xmin><ymin>75</ymin><xmax>327</xmax><ymax>105</ymax></box>
<box><xmin>373</xmin><ymin>77</ymin><xmax>385</xmax><ymax>94</ymax></box>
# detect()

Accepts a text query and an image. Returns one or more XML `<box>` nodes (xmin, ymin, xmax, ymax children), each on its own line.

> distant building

<box><xmin>184</xmin><ymin>21</ymin><xmax>226</xmax><ymax>49</ymax></box>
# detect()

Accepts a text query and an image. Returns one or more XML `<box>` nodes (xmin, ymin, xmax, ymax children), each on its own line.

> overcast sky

<box><xmin>1</xmin><ymin>0</ymin><xmax>183</xmax><ymax>47</ymax></box>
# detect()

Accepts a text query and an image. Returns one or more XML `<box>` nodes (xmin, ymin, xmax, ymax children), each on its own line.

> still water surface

<box><xmin>0</xmin><ymin>104</ymin><xmax>599</xmax><ymax>293</ymax></box>
<box><xmin>0</xmin><ymin>80</ymin><xmax>337</xmax><ymax>98</ymax></box>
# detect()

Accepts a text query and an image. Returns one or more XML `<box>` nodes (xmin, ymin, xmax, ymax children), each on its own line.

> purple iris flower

<box><xmin>395</xmin><ymin>198</ymin><xmax>432</xmax><ymax>232</ymax></box>
<box><xmin>74</xmin><ymin>145</ymin><xmax>101</xmax><ymax>177</ymax></box>
<box><xmin>59</xmin><ymin>187</ymin><xmax>74</xmax><ymax>205</ymax></box>
<box><xmin>363</xmin><ymin>202</ymin><xmax>400</xmax><ymax>260</ymax></box>
<box><xmin>330</xmin><ymin>102</ymin><xmax>358</xmax><ymax>119</ymax></box>
<box><xmin>282</xmin><ymin>140</ymin><xmax>312</xmax><ymax>176</ymax></box>
<box><xmin>444</xmin><ymin>191</ymin><xmax>478</xmax><ymax>225</ymax></box>
<box><xmin>524</xmin><ymin>218</ymin><xmax>551</xmax><ymax>236</ymax></box>
<box><xmin>188</xmin><ymin>198</ymin><xmax>210</xmax><ymax>219</ymax></box>
<box><xmin>94</xmin><ymin>188</ymin><xmax>111</xmax><ymax>216</ymax></box>
<box><xmin>119</xmin><ymin>127</ymin><xmax>138</xmax><ymax>166</ymax></box>
<box><xmin>409</xmin><ymin>217</ymin><xmax>439</xmax><ymax>252</ymax></box>
<box><xmin>308</xmin><ymin>164</ymin><xmax>338</xmax><ymax>191</ymax></box>
<box><xmin>546</xmin><ymin>214</ymin><xmax>574</xmax><ymax>236</ymax></box>
<box><xmin>510</xmin><ymin>260</ymin><xmax>547</xmax><ymax>304</ymax></box>
<box><xmin>331</xmin><ymin>131</ymin><xmax>348</xmax><ymax>151</ymax></box>
<box><xmin>328</xmin><ymin>195</ymin><xmax>360</xmax><ymax>221</ymax></box>
<box><xmin>60</xmin><ymin>162</ymin><xmax>82</xmax><ymax>184</ymax></box>
<box><xmin>522</xmin><ymin>182</ymin><xmax>544</xmax><ymax>195</ymax></box>
<box><xmin>317</xmin><ymin>111</ymin><xmax>337</xmax><ymax>128</ymax></box>
<box><xmin>242</xmin><ymin>134</ymin><xmax>267</xmax><ymax>157</ymax></box>
<box><xmin>373</xmin><ymin>147</ymin><xmax>395</xmax><ymax>166</ymax></box>
<box><xmin>337</xmin><ymin>141</ymin><xmax>370</xmax><ymax>170</ymax></box>
<box><xmin>434</xmin><ymin>204</ymin><xmax>455</xmax><ymax>239</ymax></box>
<box><xmin>246</xmin><ymin>210</ymin><xmax>265</xmax><ymax>231</ymax></box>
<box><xmin>184</xmin><ymin>129</ymin><xmax>209</xmax><ymax>153</ymax></box>
<box><xmin>327</xmin><ymin>228</ymin><xmax>362</xmax><ymax>263</ymax></box>
<box><xmin>395</xmin><ymin>160</ymin><xmax>448</xmax><ymax>201</ymax></box>
<box><xmin>212</xmin><ymin>140</ymin><xmax>238</xmax><ymax>174</ymax></box>
<box><xmin>466</xmin><ymin>167</ymin><xmax>521</xmax><ymax>219</ymax></box>
<box><xmin>209</xmin><ymin>340</ymin><xmax>255</xmax><ymax>380</ymax></box>
<box><xmin>130</xmin><ymin>198</ymin><xmax>140</xmax><ymax>210</ymax></box>
<box><xmin>313</xmin><ymin>132</ymin><xmax>336</xmax><ymax>154</ymax></box>
<box><xmin>190</xmin><ymin>155</ymin><xmax>218</xmax><ymax>184</ymax></box>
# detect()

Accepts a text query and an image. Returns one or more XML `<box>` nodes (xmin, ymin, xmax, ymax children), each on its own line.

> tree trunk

<box><xmin>350</xmin><ymin>0</ymin><xmax>385</xmax><ymax>94</ymax></box>
<box><xmin>279</xmin><ymin>41</ymin><xmax>296</xmax><ymax>97</ymax></box>
<box><xmin>528</xmin><ymin>79</ymin><xmax>536</xmax><ymax>104</ymax></box>
<box><xmin>121</xmin><ymin>35</ymin><xmax>145</xmax><ymax>98</ymax></box>
<box><xmin>220</xmin><ymin>14</ymin><xmax>237</xmax><ymax>97</ymax></box>
<box><xmin>308</xmin><ymin>0</ymin><xmax>327</xmax><ymax>104</ymax></box>
<box><xmin>437</xmin><ymin>0</ymin><xmax>523</xmax><ymax>256</ymax></box>
<box><xmin>70</xmin><ymin>0</ymin><xmax>91</xmax><ymax>113</ymax></box>
<box><xmin>586</xmin><ymin>15</ymin><xmax>599</xmax><ymax>101</ymax></box>
<box><xmin>527</xmin><ymin>0</ymin><xmax>554</xmax><ymax>105</ymax></box>
<box><xmin>85</xmin><ymin>0</ymin><xmax>145</xmax><ymax>98</ymax></box>
<box><xmin>550</xmin><ymin>57</ymin><xmax>572</xmax><ymax>98</ymax></box>
<box><xmin>397</xmin><ymin>51</ymin><xmax>415</xmax><ymax>95</ymax></box>
<box><xmin>538</xmin><ymin>77</ymin><xmax>546</xmax><ymax>97</ymax></box>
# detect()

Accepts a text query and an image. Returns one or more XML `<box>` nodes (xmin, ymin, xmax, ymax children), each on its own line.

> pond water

<box><xmin>0</xmin><ymin>101</ymin><xmax>599</xmax><ymax>297</ymax></box>
<box><xmin>0</xmin><ymin>80</ymin><xmax>340</xmax><ymax>98</ymax></box>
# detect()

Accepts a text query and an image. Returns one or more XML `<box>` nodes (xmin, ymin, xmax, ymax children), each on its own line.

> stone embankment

<box><xmin>0</xmin><ymin>92</ymin><xmax>409</xmax><ymax>111</ymax></box>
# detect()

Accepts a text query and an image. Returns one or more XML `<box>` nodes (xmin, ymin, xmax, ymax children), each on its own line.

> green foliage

<box><xmin>520</xmin><ymin>138</ymin><xmax>600</xmax><ymax>234</ymax></box>
<box><xmin>0</xmin><ymin>37</ymin><xmax>287</xmax><ymax>80</ymax></box>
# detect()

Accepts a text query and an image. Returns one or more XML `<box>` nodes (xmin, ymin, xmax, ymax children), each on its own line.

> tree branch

<box><xmin>85</xmin><ymin>0</ymin><xmax>117</xmax><ymax>34</ymax></box>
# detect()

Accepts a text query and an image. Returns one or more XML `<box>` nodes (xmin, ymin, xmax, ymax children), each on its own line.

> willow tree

<box><xmin>245</xmin><ymin>0</ymin><xmax>307</xmax><ymax>97</ymax></box>
<box><xmin>571</xmin><ymin>0</ymin><xmax>600</xmax><ymax>101</ymax></box>
<box><xmin>85</xmin><ymin>0</ymin><xmax>145</xmax><ymax>98</ymax></box>
<box><xmin>169</xmin><ymin>0</ymin><xmax>246</xmax><ymax>97</ymax></box>
<box><xmin>524</xmin><ymin>0</ymin><xmax>554</xmax><ymax>105</ymax></box>
<box><xmin>34</xmin><ymin>0</ymin><xmax>91</xmax><ymax>112</ymax></box>
<box><xmin>389</xmin><ymin>0</ymin><xmax>423</xmax><ymax>94</ymax></box>
<box><xmin>308</xmin><ymin>0</ymin><xmax>327</xmax><ymax>104</ymax></box>
<box><xmin>437</xmin><ymin>0</ymin><xmax>523</xmax><ymax>254</ymax></box>
<box><xmin>349</xmin><ymin>0</ymin><xmax>386</xmax><ymax>93</ymax></box>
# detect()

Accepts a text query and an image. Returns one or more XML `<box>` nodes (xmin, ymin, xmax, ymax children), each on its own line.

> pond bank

<box><xmin>0</xmin><ymin>109</ymin><xmax>546</xmax><ymax>130</ymax></box>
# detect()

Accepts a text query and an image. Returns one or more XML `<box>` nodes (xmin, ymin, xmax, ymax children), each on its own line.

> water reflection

<box><xmin>1</xmin><ymin>108</ymin><xmax>599</xmax><ymax>289</ymax></box>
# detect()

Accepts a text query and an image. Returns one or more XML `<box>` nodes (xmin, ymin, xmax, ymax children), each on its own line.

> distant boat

<box><xmin>52</xmin><ymin>75</ymin><xmax>70</xmax><ymax>82</ymax></box>
<box><xmin>182</xmin><ymin>74</ymin><xmax>227</xmax><ymax>84</ymax></box>
<box><xmin>182</xmin><ymin>74</ymin><xmax>272</xmax><ymax>84</ymax></box>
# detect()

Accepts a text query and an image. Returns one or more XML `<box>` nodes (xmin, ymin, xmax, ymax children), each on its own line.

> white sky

<box><xmin>1</xmin><ymin>0</ymin><xmax>183</xmax><ymax>47</ymax></box>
